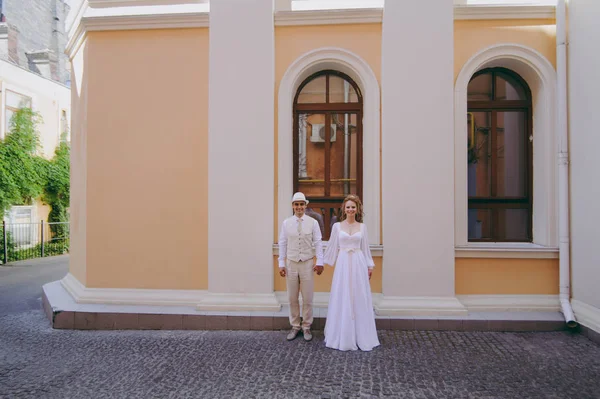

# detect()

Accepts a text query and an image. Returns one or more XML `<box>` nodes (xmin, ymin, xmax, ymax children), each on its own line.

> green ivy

<box><xmin>0</xmin><ymin>108</ymin><xmax>70</xmax><ymax>231</ymax></box>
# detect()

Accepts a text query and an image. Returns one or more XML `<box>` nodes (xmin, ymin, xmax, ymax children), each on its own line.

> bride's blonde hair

<box><xmin>339</xmin><ymin>194</ymin><xmax>364</xmax><ymax>223</ymax></box>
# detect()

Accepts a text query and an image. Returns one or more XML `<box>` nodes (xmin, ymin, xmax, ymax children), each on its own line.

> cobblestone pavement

<box><xmin>1</xmin><ymin>258</ymin><xmax>600</xmax><ymax>398</ymax></box>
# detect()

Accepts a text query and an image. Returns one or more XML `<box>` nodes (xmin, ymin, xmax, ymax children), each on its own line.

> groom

<box><xmin>278</xmin><ymin>192</ymin><xmax>324</xmax><ymax>341</ymax></box>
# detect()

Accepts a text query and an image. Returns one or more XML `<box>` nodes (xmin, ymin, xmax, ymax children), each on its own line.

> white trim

<box><xmin>454</xmin><ymin>43</ymin><xmax>557</xmax><ymax>247</ymax></box>
<box><xmin>0</xmin><ymin>82</ymin><xmax>38</xmax><ymax>140</ymax></box>
<box><xmin>458</xmin><ymin>295</ymin><xmax>560</xmax><ymax>312</ymax></box>
<box><xmin>454</xmin><ymin>5</ymin><xmax>555</xmax><ymax>20</ymax></box>
<box><xmin>572</xmin><ymin>300</ymin><xmax>600</xmax><ymax>334</ymax></box>
<box><xmin>61</xmin><ymin>273</ymin><xmax>207</xmax><ymax>306</ymax></box>
<box><xmin>197</xmin><ymin>293</ymin><xmax>281</xmax><ymax>312</ymax></box>
<box><xmin>275</xmin><ymin>291</ymin><xmax>383</xmax><ymax>309</ymax></box>
<box><xmin>275</xmin><ymin>5</ymin><xmax>554</xmax><ymax>26</ymax></box>
<box><xmin>84</xmin><ymin>12</ymin><xmax>209</xmax><ymax>30</ymax></box>
<box><xmin>278</xmin><ymin>47</ymin><xmax>381</xmax><ymax>245</ymax></box>
<box><xmin>272</xmin><ymin>243</ymin><xmax>384</xmax><ymax>257</ymax></box>
<box><xmin>65</xmin><ymin>2</ymin><xmax>209</xmax><ymax>59</ymax></box>
<box><xmin>374</xmin><ymin>296</ymin><xmax>468</xmax><ymax>316</ymax></box>
<box><xmin>89</xmin><ymin>0</ymin><xmax>208</xmax><ymax>8</ymax></box>
<box><xmin>275</xmin><ymin>8</ymin><xmax>382</xmax><ymax>26</ymax></box>
<box><xmin>455</xmin><ymin>243</ymin><xmax>559</xmax><ymax>258</ymax></box>
<box><xmin>64</xmin><ymin>3</ymin><xmax>556</xmax><ymax>58</ymax></box>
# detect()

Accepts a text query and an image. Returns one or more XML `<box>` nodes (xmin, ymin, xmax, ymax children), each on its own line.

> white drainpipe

<box><xmin>557</xmin><ymin>0</ymin><xmax>577</xmax><ymax>328</ymax></box>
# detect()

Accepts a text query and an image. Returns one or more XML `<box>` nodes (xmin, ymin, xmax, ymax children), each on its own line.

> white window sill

<box><xmin>272</xmin><ymin>243</ymin><xmax>384</xmax><ymax>257</ymax></box>
<box><xmin>455</xmin><ymin>243</ymin><xmax>559</xmax><ymax>259</ymax></box>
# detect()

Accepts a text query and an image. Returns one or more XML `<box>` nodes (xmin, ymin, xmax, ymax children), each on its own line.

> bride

<box><xmin>323</xmin><ymin>194</ymin><xmax>380</xmax><ymax>351</ymax></box>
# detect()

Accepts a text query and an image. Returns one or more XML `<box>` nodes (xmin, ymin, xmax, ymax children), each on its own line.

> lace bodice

<box><xmin>338</xmin><ymin>229</ymin><xmax>363</xmax><ymax>249</ymax></box>
<box><xmin>323</xmin><ymin>222</ymin><xmax>375</xmax><ymax>267</ymax></box>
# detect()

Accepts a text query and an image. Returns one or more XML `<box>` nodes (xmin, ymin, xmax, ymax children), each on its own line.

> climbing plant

<box><xmin>0</xmin><ymin>108</ymin><xmax>70</xmax><ymax>235</ymax></box>
<box><xmin>0</xmin><ymin>108</ymin><xmax>46</xmax><ymax>215</ymax></box>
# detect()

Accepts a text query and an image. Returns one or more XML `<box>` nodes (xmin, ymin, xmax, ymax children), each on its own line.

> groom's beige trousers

<box><xmin>286</xmin><ymin>259</ymin><xmax>314</xmax><ymax>330</ymax></box>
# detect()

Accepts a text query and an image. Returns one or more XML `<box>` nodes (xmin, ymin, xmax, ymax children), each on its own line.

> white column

<box><xmin>201</xmin><ymin>0</ymin><xmax>279</xmax><ymax>311</ymax></box>
<box><xmin>569</xmin><ymin>0</ymin><xmax>600</xmax><ymax>321</ymax></box>
<box><xmin>378</xmin><ymin>0</ymin><xmax>465</xmax><ymax>315</ymax></box>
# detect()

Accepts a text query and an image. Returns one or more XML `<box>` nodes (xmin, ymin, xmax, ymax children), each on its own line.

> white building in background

<box><xmin>1</xmin><ymin>58</ymin><xmax>71</xmax><ymax>234</ymax></box>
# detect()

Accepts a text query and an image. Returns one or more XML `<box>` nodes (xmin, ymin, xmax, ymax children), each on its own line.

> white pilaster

<box><xmin>569</xmin><ymin>0</ymin><xmax>600</xmax><ymax>312</ymax></box>
<box><xmin>204</xmin><ymin>0</ymin><xmax>279</xmax><ymax>311</ymax></box>
<box><xmin>380</xmin><ymin>0</ymin><xmax>462</xmax><ymax>314</ymax></box>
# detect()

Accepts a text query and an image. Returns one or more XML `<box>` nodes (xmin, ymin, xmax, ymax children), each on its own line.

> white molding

<box><xmin>274</xmin><ymin>5</ymin><xmax>554</xmax><ymax>26</ymax></box>
<box><xmin>276</xmin><ymin>291</ymin><xmax>383</xmax><ymax>309</ymax></box>
<box><xmin>65</xmin><ymin>2</ymin><xmax>209</xmax><ymax>59</ymax></box>
<box><xmin>272</xmin><ymin>243</ymin><xmax>384</xmax><ymax>257</ymax></box>
<box><xmin>84</xmin><ymin>12</ymin><xmax>209</xmax><ymax>30</ymax></box>
<box><xmin>572</xmin><ymin>299</ymin><xmax>600</xmax><ymax>333</ymax></box>
<box><xmin>278</xmin><ymin>47</ymin><xmax>381</xmax><ymax>245</ymax></box>
<box><xmin>458</xmin><ymin>295</ymin><xmax>560</xmax><ymax>312</ymax></box>
<box><xmin>61</xmin><ymin>273</ymin><xmax>207</xmax><ymax>306</ymax></box>
<box><xmin>454</xmin><ymin>5</ymin><xmax>555</xmax><ymax>20</ymax></box>
<box><xmin>374</xmin><ymin>296</ymin><xmax>468</xmax><ymax>316</ymax></box>
<box><xmin>455</xmin><ymin>243</ymin><xmax>559</xmax><ymax>259</ymax></box>
<box><xmin>89</xmin><ymin>0</ymin><xmax>208</xmax><ymax>8</ymax></box>
<box><xmin>197</xmin><ymin>293</ymin><xmax>281</xmax><ymax>312</ymax></box>
<box><xmin>64</xmin><ymin>3</ymin><xmax>556</xmax><ymax>58</ymax></box>
<box><xmin>454</xmin><ymin>43</ymin><xmax>557</xmax><ymax>247</ymax></box>
<box><xmin>275</xmin><ymin>8</ymin><xmax>382</xmax><ymax>26</ymax></box>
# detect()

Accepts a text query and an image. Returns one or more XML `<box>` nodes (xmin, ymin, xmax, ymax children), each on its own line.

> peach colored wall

<box><xmin>456</xmin><ymin>258</ymin><xmax>559</xmax><ymax>295</ymax></box>
<box><xmin>273</xmin><ymin>255</ymin><xmax>383</xmax><ymax>293</ymax></box>
<box><xmin>84</xmin><ymin>29</ymin><xmax>209</xmax><ymax>289</ymax></box>
<box><xmin>72</xmin><ymin>19</ymin><xmax>558</xmax><ymax>292</ymax></box>
<box><xmin>454</xmin><ymin>19</ymin><xmax>556</xmax><ymax>80</ymax></box>
<box><xmin>274</xmin><ymin>24</ymin><xmax>382</xmax><ymax>241</ymax></box>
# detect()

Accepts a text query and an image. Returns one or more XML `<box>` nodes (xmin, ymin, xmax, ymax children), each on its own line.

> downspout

<box><xmin>557</xmin><ymin>0</ymin><xmax>577</xmax><ymax>328</ymax></box>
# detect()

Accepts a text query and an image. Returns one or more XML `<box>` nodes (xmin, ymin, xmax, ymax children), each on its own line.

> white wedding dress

<box><xmin>324</xmin><ymin>222</ymin><xmax>380</xmax><ymax>351</ymax></box>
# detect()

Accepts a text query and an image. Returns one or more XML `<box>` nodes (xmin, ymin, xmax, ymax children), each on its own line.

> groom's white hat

<box><xmin>292</xmin><ymin>192</ymin><xmax>309</xmax><ymax>205</ymax></box>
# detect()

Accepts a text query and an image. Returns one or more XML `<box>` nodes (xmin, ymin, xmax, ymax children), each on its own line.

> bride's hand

<box><xmin>368</xmin><ymin>268</ymin><xmax>373</xmax><ymax>280</ymax></box>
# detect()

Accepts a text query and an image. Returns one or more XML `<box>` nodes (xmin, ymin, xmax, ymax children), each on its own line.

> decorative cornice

<box><xmin>65</xmin><ymin>9</ymin><xmax>208</xmax><ymax>58</ymax></box>
<box><xmin>454</xmin><ymin>5</ymin><xmax>555</xmax><ymax>20</ymax></box>
<box><xmin>89</xmin><ymin>0</ymin><xmax>208</xmax><ymax>8</ymax></box>
<box><xmin>275</xmin><ymin>5</ymin><xmax>555</xmax><ymax>26</ymax></box>
<box><xmin>84</xmin><ymin>12</ymin><xmax>209</xmax><ymax>31</ymax></box>
<box><xmin>275</xmin><ymin>8</ymin><xmax>383</xmax><ymax>26</ymax></box>
<box><xmin>65</xmin><ymin>4</ymin><xmax>556</xmax><ymax>57</ymax></box>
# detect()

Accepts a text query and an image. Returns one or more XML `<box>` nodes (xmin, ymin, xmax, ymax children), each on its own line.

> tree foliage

<box><xmin>0</xmin><ymin>108</ymin><xmax>70</xmax><ymax>230</ymax></box>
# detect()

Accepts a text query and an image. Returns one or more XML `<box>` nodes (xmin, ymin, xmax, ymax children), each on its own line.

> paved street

<box><xmin>1</xmin><ymin>257</ymin><xmax>600</xmax><ymax>398</ymax></box>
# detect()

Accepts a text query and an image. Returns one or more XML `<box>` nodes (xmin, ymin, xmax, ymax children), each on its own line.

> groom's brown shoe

<box><xmin>286</xmin><ymin>328</ymin><xmax>300</xmax><ymax>341</ymax></box>
<box><xmin>302</xmin><ymin>329</ymin><xmax>313</xmax><ymax>342</ymax></box>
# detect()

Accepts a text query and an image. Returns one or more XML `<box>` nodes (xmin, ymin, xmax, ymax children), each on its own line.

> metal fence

<box><xmin>1</xmin><ymin>221</ymin><xmax>70</xmax><ymax>264</ymax></box>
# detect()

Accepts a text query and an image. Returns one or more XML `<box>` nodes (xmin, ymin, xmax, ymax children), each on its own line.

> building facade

<box><xmin>53</xmin><ymin>0</ymin><xmax>600</xmax><ymax>336</ymax></box>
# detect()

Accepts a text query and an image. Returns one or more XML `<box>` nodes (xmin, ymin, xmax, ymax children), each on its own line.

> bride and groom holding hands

<box><xmin>278</xmin><ymin>192</ymin><xmax>380</xmax><ymax>352</ymax></box>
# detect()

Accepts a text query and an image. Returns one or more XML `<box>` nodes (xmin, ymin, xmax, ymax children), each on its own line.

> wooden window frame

<box><xmin>468</xmin><ymin>68</ymin><xmax>533</xmax><ymax>242</ymax></box>
<box><xmin>293</xmin><ymin>70</ymin><xmax>363</xmax><ymax>239</ymax></box>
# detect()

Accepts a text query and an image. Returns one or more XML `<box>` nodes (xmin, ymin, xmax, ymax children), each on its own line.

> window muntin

<box><xmin>5</xmin><ymin>90</ymin><xmax>32</xmax><ymax>134</ymax></box>
<box><xmin>467</xmin><ymin>68</ymin><xmax>532</xmax><ymax>242</ymax></box>
<box><xmin>293</xmin><ymin>71</ymin><xmax>363</xmax><ymax>239</ymax></box>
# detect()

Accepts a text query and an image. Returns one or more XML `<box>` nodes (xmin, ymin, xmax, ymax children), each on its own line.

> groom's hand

<box><xmin>279</xmin><ymin>268</ymin><xmax>287</xmax><ymax>277</ymax></box>
<box><xmin>314</xmin><ymin>265</ymin><xmax>324</xmax><ymax>275</ymax></box>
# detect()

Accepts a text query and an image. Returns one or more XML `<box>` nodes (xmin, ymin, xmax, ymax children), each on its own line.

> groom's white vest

<box><xmin>285</xmin><ymin>215</ymin><xmax>316</xmax><ymax>263</ymax></box>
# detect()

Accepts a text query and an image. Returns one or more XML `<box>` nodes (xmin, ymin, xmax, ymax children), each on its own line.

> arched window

<box><xmin>467</xmin><ymin>67</ymin><xmax>532</xmax><ymax>242</ymax></box>
<box><xmin>293</xmin><ymin>70</ymin><xmax>363</xmax><ymax>239</ymax></box>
